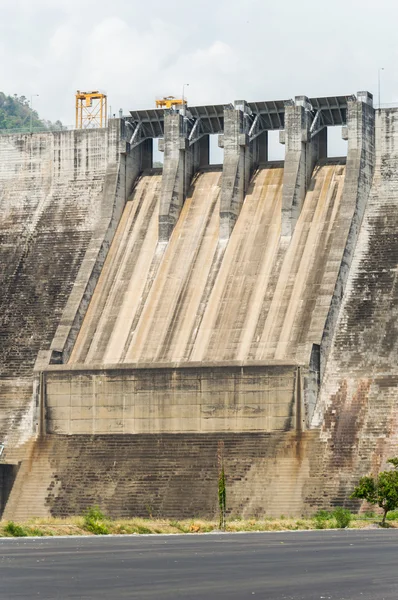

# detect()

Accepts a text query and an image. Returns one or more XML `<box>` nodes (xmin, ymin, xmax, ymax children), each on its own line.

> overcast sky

<box><xmin>0</xmin><ymin>0</ymin><xmax>396</xmax><ymax>125</ymax></box>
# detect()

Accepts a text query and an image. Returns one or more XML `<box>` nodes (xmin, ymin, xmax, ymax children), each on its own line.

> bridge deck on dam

<box><xmin>70</xmin><ymin>159</ymin><xmax>347</xmax><ymax>366</ymax></box>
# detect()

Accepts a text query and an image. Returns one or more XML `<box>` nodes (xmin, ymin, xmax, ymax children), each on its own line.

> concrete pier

<box><xmin>219</xmin><ymin>101</ymin><xmax>267</xmax><ymax>239</ymax></box>
<box><xmin>159</xmin><ymin>110</ymin><xmax>209</xmax><ymax>241</ymax></box>
<box><xmin>281</xmin><ymin>97</ymin><xmax>327</xmax><ymax>239</ymax></box>
<box><xmin>319</xmin><ymin>91</ymin><xmax>375</xmax><ymax>378</ymax></box>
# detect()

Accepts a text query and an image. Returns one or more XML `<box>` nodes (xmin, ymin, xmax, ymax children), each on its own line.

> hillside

<box><xmin>0</xmin><ymin>92</ymin><xmax>63</xmax><ymax>131</ymax></box>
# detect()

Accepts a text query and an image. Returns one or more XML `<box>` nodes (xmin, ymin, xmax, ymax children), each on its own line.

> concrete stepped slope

<box><xmin>0</xmin><ymin>125</ymin><xmax>124</xmax><ymax>449</ymax></box>
<box><xmin>306</xmin><ymin>109</ymin><xmax>398</xmax><ymax>507</ymax></box>
<box><xmin>70</xmin><ymin>167</ymin><xmax>223</xmax><ymax>364</ymax></box>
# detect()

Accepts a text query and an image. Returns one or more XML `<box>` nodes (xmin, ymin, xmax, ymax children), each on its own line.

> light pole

<box><xmin>378</xmin><ymin>68</ymin><xmax>384</xmax><ymax>109</ymax></box>
<box><xmin>182</xmin><ymin>83</ymin><xmax>189</xmax><ymax>115</ymax></box>
<box><xmin>30</xmin><ymin>94</ymin><xmax>39</xmax><ymax>133</ymax></box>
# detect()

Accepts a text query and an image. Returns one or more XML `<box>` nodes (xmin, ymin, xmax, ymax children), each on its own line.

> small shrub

<box><xmin>313</xmin><ymin>516</ymin><xmax>328</xmax><ymax>529</ymax></box>
<box><xmin>312</xmin><ymin>510</ymin><xmax>332</xmax><ymax>530</ymax></box>
<box><xmin>386</xmin><ymin>510</ymin><xmax>398</xmax><ymax>521</ymax></box>
<box><xmin>333</xmin><ymin>507</ymin><xmax>351</xmax><ymax>529</ymax></box>
<box><xmin>4</xmin><ymin>522</ymin><xmax>28</xmax><ymax>537</ymax></box>
<box><xmin>83</xmin><ymin>506</ymin><xmax>109</xmax><ymax>535</ymax></box>
<box><xmin>314</xmin><ymin>510</ymin><xmax>332</xmax><ymax>519</ymax></box>
<box><xmin>86</xmin><ymin>521</ymin><xmax>109</xmax><ymax>535</ymax></box>
<box><xmin>85</xmin><ymin>506</ymin><xmax>106</xmax><ymax>521</ymax></box>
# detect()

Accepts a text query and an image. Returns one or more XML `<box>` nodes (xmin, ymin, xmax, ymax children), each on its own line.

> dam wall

<box><xmin>3</xmin><ymin>91</ymin><xmax>395</xmax><ymax>520</ymax></box>
<box><xmin>0</xmin><ymin>120</ymin><xmax>136</xmax><ymax>453</ymax></box>
<box><xmin>304</xmin><ymin>107</ymin><xmax>398</xmax><ymax>506</ymax></box>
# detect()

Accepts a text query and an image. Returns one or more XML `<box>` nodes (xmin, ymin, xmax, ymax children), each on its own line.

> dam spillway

<box><xmin>69</xmin><ymin>160</ymin><xmax>347</xmax><ymax>366</ymax></box>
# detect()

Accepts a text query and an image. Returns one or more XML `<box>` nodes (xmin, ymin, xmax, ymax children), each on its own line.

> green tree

<box><xmin>351</xmin><ymin>458</ymin><xmax>398</xmax><ymax>526</ymax></box>
<box><xmin>0</xmin><ymin>91</ymin><xmax>63</xmax><ymax>131</ymax></box>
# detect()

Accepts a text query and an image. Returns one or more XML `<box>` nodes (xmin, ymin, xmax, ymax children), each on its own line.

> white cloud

<box><xmin>1</xmin><ymin>0</ymin><xmax>398</xmax><ymax>124</ymax></box>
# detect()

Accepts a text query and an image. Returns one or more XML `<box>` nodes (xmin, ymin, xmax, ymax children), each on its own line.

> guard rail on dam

<box><xmin>3</xmin><ymin>89</ymin><xmax>396</xmax><ymax>520</ymax></box>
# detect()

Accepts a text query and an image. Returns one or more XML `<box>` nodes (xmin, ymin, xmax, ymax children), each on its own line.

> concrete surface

<box><xmin>1</xmin><ymin>431</ymin><xmax>315</xmax><ymax>520</ymax></box>
<box><xmin>307</xmin><ymin>107</ymin><xmax>398</xmax><ymax>507</ymax></box>
<box><xmin>44</xmin><ymin>364</ymin><xmax>298</xmax><ymax>434</ymax></box>
<box><xmin>0</xmin><ymin>121</ymin><xmax>127</xmax><ymax>453</ymax></box>
<box><xmin>70</xmin><ymin>159</ymin><xmax>349</xmax><ymax>367</ymax></box>
<box><xmin>70</xmin><ymin>167</ymin><xmax>223</xmax><ymax>365</ymax></box>
<box><xmin>219</xmin><ymin>102</ymin><xmax>252</xmax><ymax>239</ymax></box>
<box><xmin>0</xmin><ymin>530</ymin><xmax>397</xmax><ymax>599</ymax></box>
<box><xmin>281</xmin><ymin>96</ymin><xmax>327</xmax><ymax>239</ymax></box>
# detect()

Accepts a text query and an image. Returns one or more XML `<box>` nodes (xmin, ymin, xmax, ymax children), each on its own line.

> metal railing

<box><xmin>373</xmin><ymin>102</ymin><xmax>398</xmax><ymax>109</ymax></box>
<box><xmin>0</xmin><ymin>117</ymin><xmax>128</xmax><ymax>136</ymax></box>
<box><xmin>0</xmin><ymin>124</ymin><xmax>75</xmax><ymax>136</ymax></box>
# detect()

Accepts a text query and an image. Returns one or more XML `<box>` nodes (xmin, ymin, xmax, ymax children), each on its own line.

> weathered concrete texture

<box><xmin>307</xmin><ymin>108</ymin><xmax>398</xmax><ymax>507</ymax></box>
<box><xmin>69</xmin><ymin>158</ymin><xmax>354</xmax><ymax>369</ymax></box>
<box><xmin>281</xmin><ymin>97</ymin><xmax>327</xmax><ymax>239</ymax></box>
<box><xmin>0</xmin><ymin>122</ymin><xmax>127</xmax><ymax>448</ymax></box>
<box><xmin>320</xmin><ymin>92</ymin><xmax>375</xmax><ymax>378</ymax></box>
<box><xmin>219</xmin><ymin>102</ymin><xmax>265</xmax><ymax>239</ymax></box>
<box><xmin>44</xmin><ymin>364</ymin><xmax>299</xmax><ymax>434</ymax></box>
<box><xmin>68</xmin><ymin>172</ymin><xmax>163</xmax><ymax>364</ymax></box>
<box><xmin>3</xmin><ymin>431</ymin><xmax>317</xmax><ymax>520</ymax></box>
<box><xmin>1</xmin><ymin>95</ymin><xmax>385</xmax><ymax>520</ymax></box>
<box><xmin>158</xmin><ymin>111</ymin><xmax>208</xmax><ymax>241</ymax></box>
<box><xmin>195</xmin><ymin>160</ymin><xmax>346</xmax><ymax>364</ymax></box>
<box><xmin>71</xmin><ymin>168</ymin><xmax>222</xmax><ymax>364</ymax></box>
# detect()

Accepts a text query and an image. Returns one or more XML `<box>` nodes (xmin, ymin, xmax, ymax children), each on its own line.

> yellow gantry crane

<box><xmin>155</xmin><ymin>96</ymin><xmax>187</xmax><ymax>109</ymax></box>
<box><xmin>75</xmin><ymin>91</ymin><xmax>107</xmax><ymax>129</ymax></box>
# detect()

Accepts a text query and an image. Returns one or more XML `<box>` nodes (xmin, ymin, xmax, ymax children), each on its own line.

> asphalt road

<box><xmin>0</xmin><ymin>530</ymin><xmax>397</xmax><ymax>599</ymax></box>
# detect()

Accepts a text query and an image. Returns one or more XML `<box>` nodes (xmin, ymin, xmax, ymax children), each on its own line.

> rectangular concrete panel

<box><xmin>45</xmin><ymin>365</ymin><xmax>298</xmax><ymax>434</ymax></box>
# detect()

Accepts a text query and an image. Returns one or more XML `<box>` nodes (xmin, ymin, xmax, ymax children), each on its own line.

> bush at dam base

<box><xmin>0</xmin><ymin>511</ymin><xmax>396</xmax><ymax>537</ymax></box>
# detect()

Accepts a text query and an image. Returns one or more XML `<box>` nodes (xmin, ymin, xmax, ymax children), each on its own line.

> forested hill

<box><xmin>0</xmin><ymin>92</ymin><xmax>63</xmax><ymax>131</ymax></box>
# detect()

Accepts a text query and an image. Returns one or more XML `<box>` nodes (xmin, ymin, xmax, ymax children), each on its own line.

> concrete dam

<box><xmin>0</xmin><ymin>90</ymin><xmax>396</xmax><ymax>519</ymax></box>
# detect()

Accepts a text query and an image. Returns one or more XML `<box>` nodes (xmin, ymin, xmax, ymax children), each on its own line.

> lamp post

<box><xmin>378</xmin><ymin>68</ymin><xmax>384</xmax><ymax>109</ymax></box>
<box><xmin>182</xmin><ymin>83</ymin><xmax>189</xmax><ymax>116</ymax></box>
<box><xmin>30</xmin><ymin>94</ymin><xmax>39</xmax><ymax>133</ymax></box>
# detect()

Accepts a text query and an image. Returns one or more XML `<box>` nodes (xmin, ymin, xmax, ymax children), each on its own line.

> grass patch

<box><xmin>1</xmin><ymin>509</ymin><xmax>397</xmax><ymax>538</ymax></box>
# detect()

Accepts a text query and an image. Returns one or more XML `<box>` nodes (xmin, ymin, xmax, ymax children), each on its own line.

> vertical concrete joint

<box><xmin>295</xmin><ymin>366</ymin><xmax>305</xmax><ymax>432</ymax></box>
